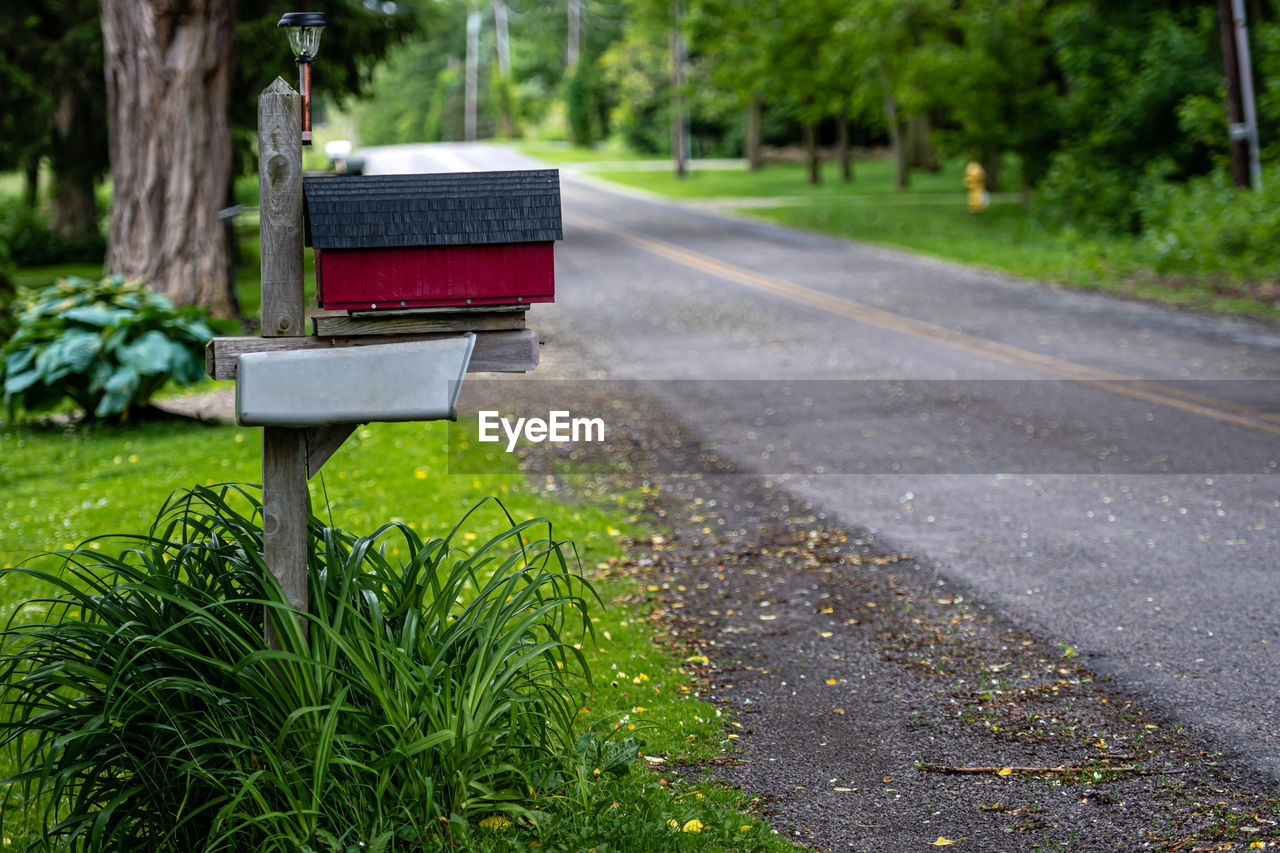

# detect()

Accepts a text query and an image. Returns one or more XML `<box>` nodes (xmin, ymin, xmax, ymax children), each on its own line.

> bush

<box><xmin>1035</xmin><ymin>148</ymin><xmax>1144</xmax><ymax>235</ymax></box>
<box><xmin>0</xmin><ymin>205</ymin><xmax>105</xmax><ymax>267</ymax></box>
<box><xmin>1133</xmin><ymin>164</ymin><xmax>1280</xmax><ymax>285</ymax></box>
<box><xmin>0</xmin><ymin>274</ymin><xmax>215</xmax><ymax>421</ymax></box>
<box><xmin>0</xmin><ymin>485</ymin><xmax>598</xmax><ymax>851</ymax></box>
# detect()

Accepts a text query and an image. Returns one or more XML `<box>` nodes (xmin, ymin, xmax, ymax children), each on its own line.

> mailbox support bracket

<box><xmin>307</xmin><ymin>424</ymin><xmax>358</xmax><ymax>478</ymax></box>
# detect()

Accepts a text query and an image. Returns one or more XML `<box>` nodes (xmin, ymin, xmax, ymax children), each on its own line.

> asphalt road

<box><xmin>361</xmin><ymin>143</ymin><xmax>1280</xmax><ymax>779</ymax></box>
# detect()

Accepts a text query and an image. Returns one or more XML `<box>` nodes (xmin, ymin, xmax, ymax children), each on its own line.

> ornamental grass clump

<box><xmin>0</xmin><ymin>484</ymin><xmax>596</xmax><ymax>851</ymax></box>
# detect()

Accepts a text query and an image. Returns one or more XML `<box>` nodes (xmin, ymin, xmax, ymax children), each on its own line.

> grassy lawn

<box><xmin>516</xmin><ymin>140</ymin><xmax>665</xmax><ymax>165</ymax></box>
<box><xmin>587</xmin><ymin>158</ymin><xmax>1280</xmax><ymax>318</ymax></box>
<box><xmin>0</xmin><ymin>417</ymin><xmax>790</xmax><ymax>851</ymax></box>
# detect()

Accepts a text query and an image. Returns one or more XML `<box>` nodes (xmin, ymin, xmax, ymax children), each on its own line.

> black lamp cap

<box><xmin>278</xmin><ymin>12</ymin><xmax>328</xmax><ymax>28</ymax></box>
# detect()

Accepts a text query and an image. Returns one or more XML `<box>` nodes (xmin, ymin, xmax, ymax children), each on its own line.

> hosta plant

<box><xmin>0</xmin><ymin>485</ymin><xmax>596</xmax><ymax>851</ymax></box>
<box><xmin>0</xmin><ymin>275</ymin><xmax>216</xmax><ymax>421</ymax></box>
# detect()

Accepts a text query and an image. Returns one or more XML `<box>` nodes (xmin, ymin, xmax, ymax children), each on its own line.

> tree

<box><xmin>97</xmin><ymin>0</ymin><xmax>417</xmax><ymax>315</ymax></box>
<box><xmin>928</xmin><ymin>0</ymin><xmax>1061</xmax><ymax>191</ymax></box>
<box><xmin>100</xmin><ymin>0</ymin><xmax>237</xmax><ymax>315</ymax></box>
<box><xmin>840</xmin><ymin>0</ymin><xmax>949</xmax><ymax>190</ymax></box>
<box><xmin>1035</xmin><ymin>1</ymin><xmax>1225</xmax><ymax>230</ymax></box>
<box><xmin>0</xmin><ymin>0</ymin><xmax>108</xmax><ymax>240</ymax></box>
<box><xmin>692</xmin><ymin>0</ymin><xmax>774</xmax><ymax>169</ymax></box>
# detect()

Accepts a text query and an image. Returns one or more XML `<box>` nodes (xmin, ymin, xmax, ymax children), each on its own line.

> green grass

<box><xmin>596</xmin><ymin>157</ymin><xmax>961</xmax><ymax>198</ymax></box>
<box><xmin>10</xmin><ymin>264</ymin><xmax>104</xmax><ymax>292</ymax></box>
<box><xmin>591</xmin><ymin>159</ymin><xmax>1280</xmax><ymax>317</ymax></box>
<box><xmin>514</xmin><ymin>141</ymin><xmax>667</xmax><ymax>165</ymax></box>
<box><xmin>0</xmin><ymin>419</ymin><xmax>788</xmax><ymax>850</ymax></box>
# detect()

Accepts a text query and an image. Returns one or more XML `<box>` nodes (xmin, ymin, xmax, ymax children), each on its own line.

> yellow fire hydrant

<box><xmin>964</xmin><ymin>161</ymin><xmax>989</xmax><ymax>213</ymax></box>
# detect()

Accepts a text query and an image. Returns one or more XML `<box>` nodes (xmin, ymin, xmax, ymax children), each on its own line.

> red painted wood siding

<box><xmin>316</xmin><ymin>243</ymin><xmax>555</xmax><ymax>310</ymax></box>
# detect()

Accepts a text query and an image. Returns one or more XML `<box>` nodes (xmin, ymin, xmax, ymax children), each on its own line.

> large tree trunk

<box><xmin>101</xmin><ymin>0</ymin><xmax>235</xmax><ymax>316</ymax></box>
<box><xmin>837</xmin><ymin>106</ymin><xmax>853</xmax><ymax>182</ymax></box>
<box><xmin>50</xmin><ymin>83</ymin><xmax>101</xmax><ymax>242</ymax></box>
<box><xmin>877</xmin><ymin>55</ymin><xmax>908</xmax><ymax>190</ymax></box>
<box><xmin>903</xmin><ymin>113</ymin><xmax>938</xmax><ymax>172</ymax></box>
<box><xmin>670</xmin><ymin>2</ymin><xmax>688</xmax><ymax>179</ymax></box>
<box><xmin>802</xmin><ymin>119</ymin><xmax>821</xmax><ymax>185</ymax></box>
<box><xmin>884</xmin><ymin>92</ymin><xmax>908</xmax><ymax>190</ymax></box>
<box><xmin>981</xmin><ymin>149</ymin><xmax>1002</xmax><ymax>194</ymax></box>
<box><xmin>745</xmin><ymin>91</ymin><xmax>763</xmax><ymax>171</ymax></box>
<box><xmin>23</xmin><ymin>155</ymin><xmax>40</xmax><ymax>210</ymax></box>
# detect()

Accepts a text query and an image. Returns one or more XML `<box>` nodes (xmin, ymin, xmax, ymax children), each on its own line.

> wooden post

<box><xmin>258</xmin><ymin>77</ymin><xmax>308</xmax><ymax>646</ymax></box>
<box><xmin>259</xmin><ymin>77</ymin><xmax>305</xmax><ymax>337</ymax></box>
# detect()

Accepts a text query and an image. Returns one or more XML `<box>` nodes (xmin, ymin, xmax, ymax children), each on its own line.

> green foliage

<box><xmin>0</xmin><ymin>484</ymin><xmax>599</xmax><ymax>851</ymax></box>
<box><xmin>355</xmin><ymin>6</ymin><xmax>468</xmax><ymax>145</ymax></box>
<box><xmin>600</xmin><ymin>27</ymin><xmax>672</xmax><ymax>155</ymax></box>
<box><xmin>0</xmin><ymin>416</ymin><xmax>795</xmax><ymax>850</ymax></box>
<box><xmin>927</xmin><ymin>0</ymin><xmax>1062</xmax><ymax>188</ymax></box>
<box><xmin>490</xmin><ymin>61</ymin><xmax>521</xmax><ymax>139</ymax></box>
<box><xmin>566</xmin><ymin>60</ymin><xmax>610</xmax><ymax>147</ymax></box>
<box><xmin>0</xmin><ymin>0</ymin><xmax>107</xmax><ymax>180</ymax></box>
<box><xmin>1036</xmin><ymin>148</ymin><xmax>1150</xmax><ymax>234</ymax></box>
<box><xmin>1259</xmin><ymin>21</ymin><xmax>1280</xmax><ymax>163</ymax></box>
<box><xmin>355</xmin><ymin>0</ymin><xmax>628</xmax><ymax>146</ymax></box>
<box><xmin>1135</xmin><ymin>163</ymin><xmax>1280</xmax><ymax>283</ymax></box>
<box><xmin>1035</xmin><ymin>3</ymin><xmax>1224</xmax><ymax>233</ymax></box>
<box><xmin>0</xmin><ymin>275</ymin><xmax>215</xmax><ymax>421</ymax></box>
<box><xmin>0</xmin><ymin>204</ymin><xmax>105</xmax><ymax>267</ymax></box>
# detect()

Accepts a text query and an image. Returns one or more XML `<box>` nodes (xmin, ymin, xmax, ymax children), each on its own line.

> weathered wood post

<box><xmin>257</xmin><ymin>77</ymin><xmax>308</xmax><ymax>646</ymax></box>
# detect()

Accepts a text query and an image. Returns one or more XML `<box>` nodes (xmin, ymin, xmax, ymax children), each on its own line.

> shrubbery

<box><xmin>1035</xmin><ymin>149</ymin><xmax>1148</xmax><ymax>236</ymax></box>
<box><xmin>1</xmin><ymin>274</ymin><xmax>215</xmax><ymax>421</ymax></box>
<box><xmin>1036</xmin><ymin>160</ymin><xmax>1280</xmax><ymax>300</ymax></box>
<box><xmin>0</xmin><ymin>486</ymin><xmax>602</xmax><ymax>851</ymax></box>
<box><xmin>0</xmin><ymin>205</ymin><xmax>106</xmax><ymax>267</ymax></box>
<box><xmin>1133</xmin><ymin>164</ymin><xmax>1280</xmax><ymax>285</ymax></box>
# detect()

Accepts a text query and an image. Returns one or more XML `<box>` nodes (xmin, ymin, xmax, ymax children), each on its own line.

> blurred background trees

<box><xmin>355</xmin><ymin>0</ymin><xmax>1278</xmax><ymax>223</ymax></box>
<box><xmin>1</xmin><ymin>0</ymin><xmax>1278</xmax><ymax>310</ymax></box>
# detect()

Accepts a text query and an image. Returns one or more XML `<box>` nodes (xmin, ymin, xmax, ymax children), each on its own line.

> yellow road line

<box><xmin>567</xmin><ymin>211</ymin><xmax>1280</xmax><ymax>440</ymax></box>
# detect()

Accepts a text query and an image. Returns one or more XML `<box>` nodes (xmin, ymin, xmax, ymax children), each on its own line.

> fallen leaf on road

<box><xmin>932</xmin><ymin>838</ymin><xmax>956</xmax><ymax>846</ymax></box>
<box><xmin>998</xmin><ymin>768</ymin><xmax>1013</xmax><ymax>777</ymax></box>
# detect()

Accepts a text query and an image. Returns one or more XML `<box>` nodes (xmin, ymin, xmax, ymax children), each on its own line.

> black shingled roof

<box><xmin>303</xmin><ymin>170</ymin><xmax>562</xmax><ymax>250</ymax></box>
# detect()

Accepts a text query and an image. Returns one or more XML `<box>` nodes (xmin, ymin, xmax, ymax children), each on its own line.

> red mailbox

<box><xmin>303</xmin><ymin>170</ymin><xmax>561</xmax><ymax>311</ymax></box>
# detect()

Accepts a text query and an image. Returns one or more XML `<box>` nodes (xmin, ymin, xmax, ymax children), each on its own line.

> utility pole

<box><xmin>1217</xmin><ymin>0</ymin><xmax>1262</xmax><ymax>189</ymax></box>
<box><xmin>567</xmin><ymin>0</ymin><xmax>580</xmax><ymax>70</ymax></box>
<box><xmin>493</xmin><ymin>0</ymin><xmax>514</xmax><ymax>137</ymax></box>
<box><xmin>465</xmin><ymin>7</ymin><xmax>480</xmax><ymax>142</ymax></box>
<box><xmin>670</xmin><ymin>0</ymin><xmax>689</xmax><ymax>178</ymax></box>
<box><xmin>1232</xmin><ymin>0</ymin><xmax>1262</xmax><ymax>189</ymax></box>
<box><xmin>493</xmin><ymin>0</ymin><xmax>510</xmax><ymax>79</ymax></box>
